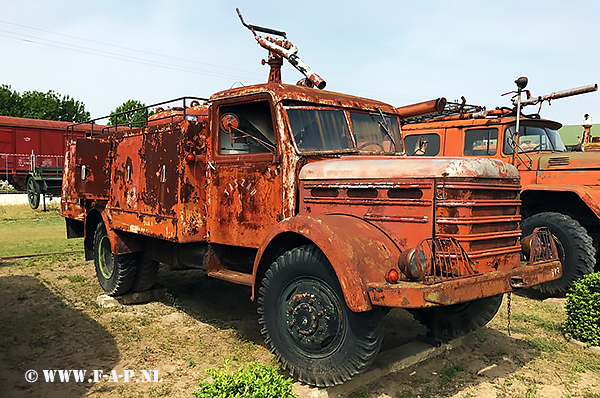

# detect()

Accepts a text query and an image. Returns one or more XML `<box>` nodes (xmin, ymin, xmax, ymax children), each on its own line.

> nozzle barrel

<box><xmin>397</xmin><ymin>98</ymin><xmax>447</xmax><ymax>118</ymax></box>
<box><xmin>518</xmin><ymin>83</ymin><xmax>598</xmax><ymax>106</ymax></box>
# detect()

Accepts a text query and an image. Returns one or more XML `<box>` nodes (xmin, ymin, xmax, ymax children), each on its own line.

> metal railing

<box><xmin>66</xmin><ymin>96</ymin><xmax>209</xmax><ymax>140</ymax></box>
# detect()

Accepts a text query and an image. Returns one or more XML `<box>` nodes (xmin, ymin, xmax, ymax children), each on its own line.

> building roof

<box><xmin>559</xmin><ymin>124</ymin><xmax>600</xmax><ymax>146</ymax></box>
<box><xmin>0</xmin><ymin>115</ymin><xmax>103</xmax><ymax>132</ymax></box>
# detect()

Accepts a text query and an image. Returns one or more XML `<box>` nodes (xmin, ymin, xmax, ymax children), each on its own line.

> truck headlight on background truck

<box><xmin>398</xmin><ymin>248</ymin><xmax>427</xmax><ymax>280</ymax></box>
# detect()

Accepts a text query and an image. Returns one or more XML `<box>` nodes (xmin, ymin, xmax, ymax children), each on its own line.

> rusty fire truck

<box><xmin>61</xmin><ymin>12</ymin><xmax>561</xmax><ymax>386</ymax></box>
<box><xmin>400</xmin><ymin>77</ymin><xmax>598</xmax><ymax>295</ymax></box>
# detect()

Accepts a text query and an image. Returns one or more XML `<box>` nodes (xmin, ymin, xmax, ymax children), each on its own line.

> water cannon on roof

<box><xmin>502</xmin><ymin>76</ymin><xmax>598</xmax><ymax>113</ymax></box>
<box><xmin>237</xmin><ymin>8</ymin><xmax>326</xmax><ymax>89</ymax></box>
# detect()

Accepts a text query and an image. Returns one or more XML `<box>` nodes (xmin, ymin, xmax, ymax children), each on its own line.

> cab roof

<box><xmin>210</xmin><ymin>83</ymin><xmax>398</xmax><ymax>114</ymax></box>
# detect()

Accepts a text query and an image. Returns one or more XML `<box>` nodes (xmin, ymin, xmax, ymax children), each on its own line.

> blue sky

<box><xmin>1</xmin><ymin>1</ymin><xmax>598</xmax><ymax>126</ymax></box>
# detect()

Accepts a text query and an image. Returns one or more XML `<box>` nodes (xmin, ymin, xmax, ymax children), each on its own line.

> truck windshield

<box><xmin>504</xmin><ymin>124</ymin><xmax>566</xmax><ymax>154</ymax></box>
<box><xmin>286</xmin><ymin>107</ymin><xmax>402</xmax><ymax>154</ymax></box>
<box><xmin>350</xmin><ymin>111</ymin><xmax>402</xmax><ymax>153</ymax></box>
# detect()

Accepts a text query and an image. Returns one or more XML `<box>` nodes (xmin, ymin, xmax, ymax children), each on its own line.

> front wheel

<box><xmin>93</xmin><ymin>222</ymin><xmax>137</xmax><ymax>296</ymax></box>
<box><xmin>521</xmin><ymin>212</ymin><xmax>595</xmax><ymax>295</ymax></box>
<box><xmin>409</xmin><ymin>295</ymin><xmax>503</xmax><ymax>341</ymax></box>
<box><xmin>258</xmin><ymin>244</ymin><xmax>384</xmax><ymax>387</ymax></box>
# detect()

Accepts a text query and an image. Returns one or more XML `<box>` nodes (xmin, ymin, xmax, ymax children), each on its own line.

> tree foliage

<box><xmin>0</xmin><ymin>84</ymin><xmax>90</xmax><ymax>122</ymax></box>
<box><xmin>109</xmin><ymin>99</ymin><xmax>148</xmax><ymax>127</ymax></box>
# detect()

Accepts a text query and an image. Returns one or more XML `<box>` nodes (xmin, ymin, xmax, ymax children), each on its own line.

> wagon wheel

<box><xmin>27</xmin><ymin>178</ymin><xmax>41</xmax><ymax>210</ymax></box>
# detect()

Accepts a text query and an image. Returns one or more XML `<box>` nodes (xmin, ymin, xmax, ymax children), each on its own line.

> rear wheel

<box><xmin>93</xmin><ymin>222</ymin><xmax>137</xmax><ymax>296</ymax></box>
<box><xmin>258</xmin><ymin>244</ymin><xmax>384</xmax><ymax>387</ymax></box>
<box><xmin>131</xmin><ymin>256</ymin><xmax>159</xmax><ymax>292</ymax></box>
<box><xmin>410</xmin><ymin>295</ymin><xmax>503</xmax><ymax>341</ymax></box>
<box><xmin>27</xmin><ymin>178</ymin><xmax>40</xmax><ymax>210</ymax></box>
<box><xmin>521</xmin><ymin>212</ymin><xmax>595</xmax><ymax>295</ymax></box>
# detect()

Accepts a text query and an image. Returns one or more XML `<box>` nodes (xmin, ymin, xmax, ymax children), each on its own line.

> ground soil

<box><xmin>1</xmin><ymin>255</ymin><xmax>599</xmax><ymax>398</ymax></box>
<box><xmin>0</xmin><ymin>206</ymin><xmax>598</xmax><ymax>398</ymax></box>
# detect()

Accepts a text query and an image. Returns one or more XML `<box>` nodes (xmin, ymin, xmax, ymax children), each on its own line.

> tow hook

<box><xmin>510</xmin><ymin>276</ymin><xmax>525</xmax><ymax>288</ymax></box>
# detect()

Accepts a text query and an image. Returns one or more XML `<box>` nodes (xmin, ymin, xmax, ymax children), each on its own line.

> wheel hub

<box><xmin>293</xmin><ymin>302</ymin><xmax>319</xmax><ymax>335</ymax></box>
<box><xmin>285</xmin><ymin>291</ymin><xmax>339</xmax><ymax>351</ymax></box>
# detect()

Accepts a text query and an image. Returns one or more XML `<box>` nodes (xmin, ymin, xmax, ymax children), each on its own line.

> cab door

<box><xmin>207</xmin><ymin>97</ymin><xmax>283</xmax><ymax>247</ymax></box>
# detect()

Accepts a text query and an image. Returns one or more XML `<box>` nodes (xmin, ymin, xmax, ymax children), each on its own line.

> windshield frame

<box><xmin>284</xmin><ymin>105</ymin><xmax>404</xmax><ymax>155</ymax></box>
<box><xmin>503</xmin><ymin>123</ymin><xmax>567</xmax><ymax>155</ymax></box>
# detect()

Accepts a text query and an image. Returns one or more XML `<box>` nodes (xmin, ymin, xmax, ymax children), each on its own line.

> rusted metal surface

<box><xmin>298</xmin><ymin>156</ymin><xmax>519</xmax><ymax>180</ymax></box>
<box><xmin>62</xmin><ymin>82</ymin><xmax>562</xmax><ymax>310</ymax></box>
<box><xmin>250</xmin><ymin>214</ymin><xmax>401</xmax><ymax>312</ymax></box>
<box><xmin>237</xmin><ymin>8</ymin><xmax>326</xmax><ymax>89</ymax></box>
<box><xmin>516</xmin><ymin>83</ymin><xmax>598</xmax><ymax>107</ymax></box>
<box><xmin>367</xmin><ymin>257</ymin><xmax>561</xmax><ymax>308</ymax></box>
<box><xmin>521</xmin><ymin>227</ymin><xmax>558</xmax><ymax>265</ymax></box>
<box><xmin>402</xmin><ymin>111</ymin><xmax>600</xmax><ymax>219</ymax></box>
<box><xmin>63</xmin><ymin>62</ymin><xmax>561</xmax><ymax>316</ymax></box>
<box><xmin>396</xmin><ymin>98</ymin><xmax>447</xmax><ymax>119</ymax></box>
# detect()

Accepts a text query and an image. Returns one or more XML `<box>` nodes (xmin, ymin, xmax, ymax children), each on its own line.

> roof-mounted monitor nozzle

<box><xmin>237</xmin><ymin>8</ymin><xmax>326</xmax><ymax>89</ymax></box>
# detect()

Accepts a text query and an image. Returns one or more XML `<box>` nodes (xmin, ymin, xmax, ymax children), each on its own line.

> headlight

<box><xmin>398</xmin><ymin>248</ymin><xmax>427</xmax><ymax>280</ymax></box>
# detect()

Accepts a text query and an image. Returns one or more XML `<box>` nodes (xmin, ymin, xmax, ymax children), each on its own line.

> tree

<box><xmin>0</xmin><ymin>85</ymin><xmax>90</xmax><ymax>122</ymax></box>
<box><xmin>109</xmin><ymin>99</ymin><xmax>149</xmax><ymax>127</ymax></box>
<box><xmin>0</xmin><ymin>85</ymin><xmax>23</xmax><ymax>116</ymax></box>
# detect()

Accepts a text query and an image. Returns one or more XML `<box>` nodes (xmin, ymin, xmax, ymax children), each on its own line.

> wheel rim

<box><xmin>280</xmin><ymin>278</ymin><xmax>345</xmax><ymax>358</ymax></box>
<box><xmin>27</xmin><ymin>179</ymin><xmax>39</xmax><ymax>208</ymax></box>
<box><xmin>98</xmin><ymin>235</ymin><xmax>115</xmax><ymax>279</ymax></box>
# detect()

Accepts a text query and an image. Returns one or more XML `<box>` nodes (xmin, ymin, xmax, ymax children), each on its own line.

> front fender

<box><xmin>252</xmin><ymin>214</ymin><xmax>401</xmax><ymax>312</ymax></box>
<box><xmin>522</xmin><ymin>184</ymin><xmax>600</xmax><ymax>219</ymax></box>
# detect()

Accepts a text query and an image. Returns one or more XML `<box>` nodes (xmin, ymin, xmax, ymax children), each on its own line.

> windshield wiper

<box><xmin>374</xmin><ymin>107</ymin><xmax>397</xmax><ymax>150</ymax></box>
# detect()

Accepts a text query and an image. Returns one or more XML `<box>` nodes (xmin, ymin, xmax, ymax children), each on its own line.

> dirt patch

<box><xmin>1</xmin><ymin>255</ymin><xmax>599</xmax><ymax>397</ymax></box>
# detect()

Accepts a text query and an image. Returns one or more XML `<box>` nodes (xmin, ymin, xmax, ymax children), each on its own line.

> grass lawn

<box><xmin>0</xmin><ymin>204</ymin><xmax>82</xmax><ymax>257</ymax></box>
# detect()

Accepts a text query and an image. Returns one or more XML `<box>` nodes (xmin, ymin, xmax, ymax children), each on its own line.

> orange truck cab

<box><xmin>400</xmin><ymin>79</ymin><xmax>599</xmax><ymax>295</ymax></box>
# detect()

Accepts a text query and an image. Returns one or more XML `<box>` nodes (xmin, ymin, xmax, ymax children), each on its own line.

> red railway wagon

<box><xmin>0</xmin><ymin>116</ymin><xmax>97</xmax><ymax>208</ymax></box>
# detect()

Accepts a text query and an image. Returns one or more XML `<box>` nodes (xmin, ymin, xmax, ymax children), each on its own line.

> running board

<box><xmin>207</xmin><ymin>269</ymin><xmax>252</xmax><ymax>286</ymax></box>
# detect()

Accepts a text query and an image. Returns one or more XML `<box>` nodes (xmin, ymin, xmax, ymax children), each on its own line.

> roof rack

<box><xmin>399</xmin><ymin>97</ymin><xmax>486</xmax><ymax>124</ymax></box>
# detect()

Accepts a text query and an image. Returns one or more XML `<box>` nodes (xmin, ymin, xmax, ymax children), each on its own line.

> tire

<box><xmin>27</xmin><ymin>177</ymin><xmax>40</xmax><ymax>210</ymax></box>
<box><xmin>258</xmin><ymin>244</ymin><xmax>384</xmax><ymax>387</ymax></box>
<box><xmin>521</xmin><ymin>212</ymin><xmax>595</xmax><ymax>295</ymax></box>
<box><xmin>131</xmin><ymin>256</ymin><xmax>159</xmax><ymax>292</ymax></box>
<box><xmin>410</xmin><ymin>295</ymin><xmax>503</xmax><ymax>341</ymax></box>
<box><xmin>93</xmin><ymin>222</ymin><xmax>137</xmax><ymax>296</ymax></box>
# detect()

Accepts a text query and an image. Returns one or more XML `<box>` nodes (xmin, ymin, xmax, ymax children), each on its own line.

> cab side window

<box><xmin>404</xmin><ymin>133</ymin><xmax>440</xmax><ymax>156</ymax></box>
<box><xmin>464</xmin><ymin>128</ymin><xmax>498</xmax><ymax>156</ymax></box>
<box><xmin>218</xmin><ymin>101</ymin><xmax>275</xmax><ymax>154</ymax></box>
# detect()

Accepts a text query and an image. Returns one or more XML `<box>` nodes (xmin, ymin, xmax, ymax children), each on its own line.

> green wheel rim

<box><xmin>98</xmin><ymin>235</ymin><xmax>115</xmax><ymax>279</ymax></box>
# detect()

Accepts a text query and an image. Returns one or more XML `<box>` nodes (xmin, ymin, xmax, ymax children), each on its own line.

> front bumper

<box><xmin>367</xmin><ymin>259</ymin><xmax>562</xmax><ymax>308</ymax></box>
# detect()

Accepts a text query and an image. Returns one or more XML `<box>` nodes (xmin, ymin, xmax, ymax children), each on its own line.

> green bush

<box><xmin>564</xmin><ymin>272</ymin><xmax>600</xmax><ymax>346</ymax></box>
<box><xmin>193</xmin><ymin>362</ymin><xmax>297</xmax><ymax>398</ymax></box>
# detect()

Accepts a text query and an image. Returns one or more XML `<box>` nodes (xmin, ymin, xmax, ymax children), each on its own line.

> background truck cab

<box><xmin>400</xmin><ymin>79</ymin><xmax>599</xmax><ymax>295</ymax></box>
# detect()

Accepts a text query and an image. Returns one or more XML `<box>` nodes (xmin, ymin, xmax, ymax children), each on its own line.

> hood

<box><xmin>537</xmin><ymin>152</ymin><xmax>600</xmax><ymax>170</ymax></box>
<box><xmin>299</xmin><ymin>156</ymin><xmax>519</xmax><ymax>180</ymax></box>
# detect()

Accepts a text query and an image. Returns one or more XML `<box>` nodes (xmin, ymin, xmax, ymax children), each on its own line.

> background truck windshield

<box><xmin>504</xmin><ymin>124</ymin><xmax>566</xmax><ymax>154</ymax></box>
